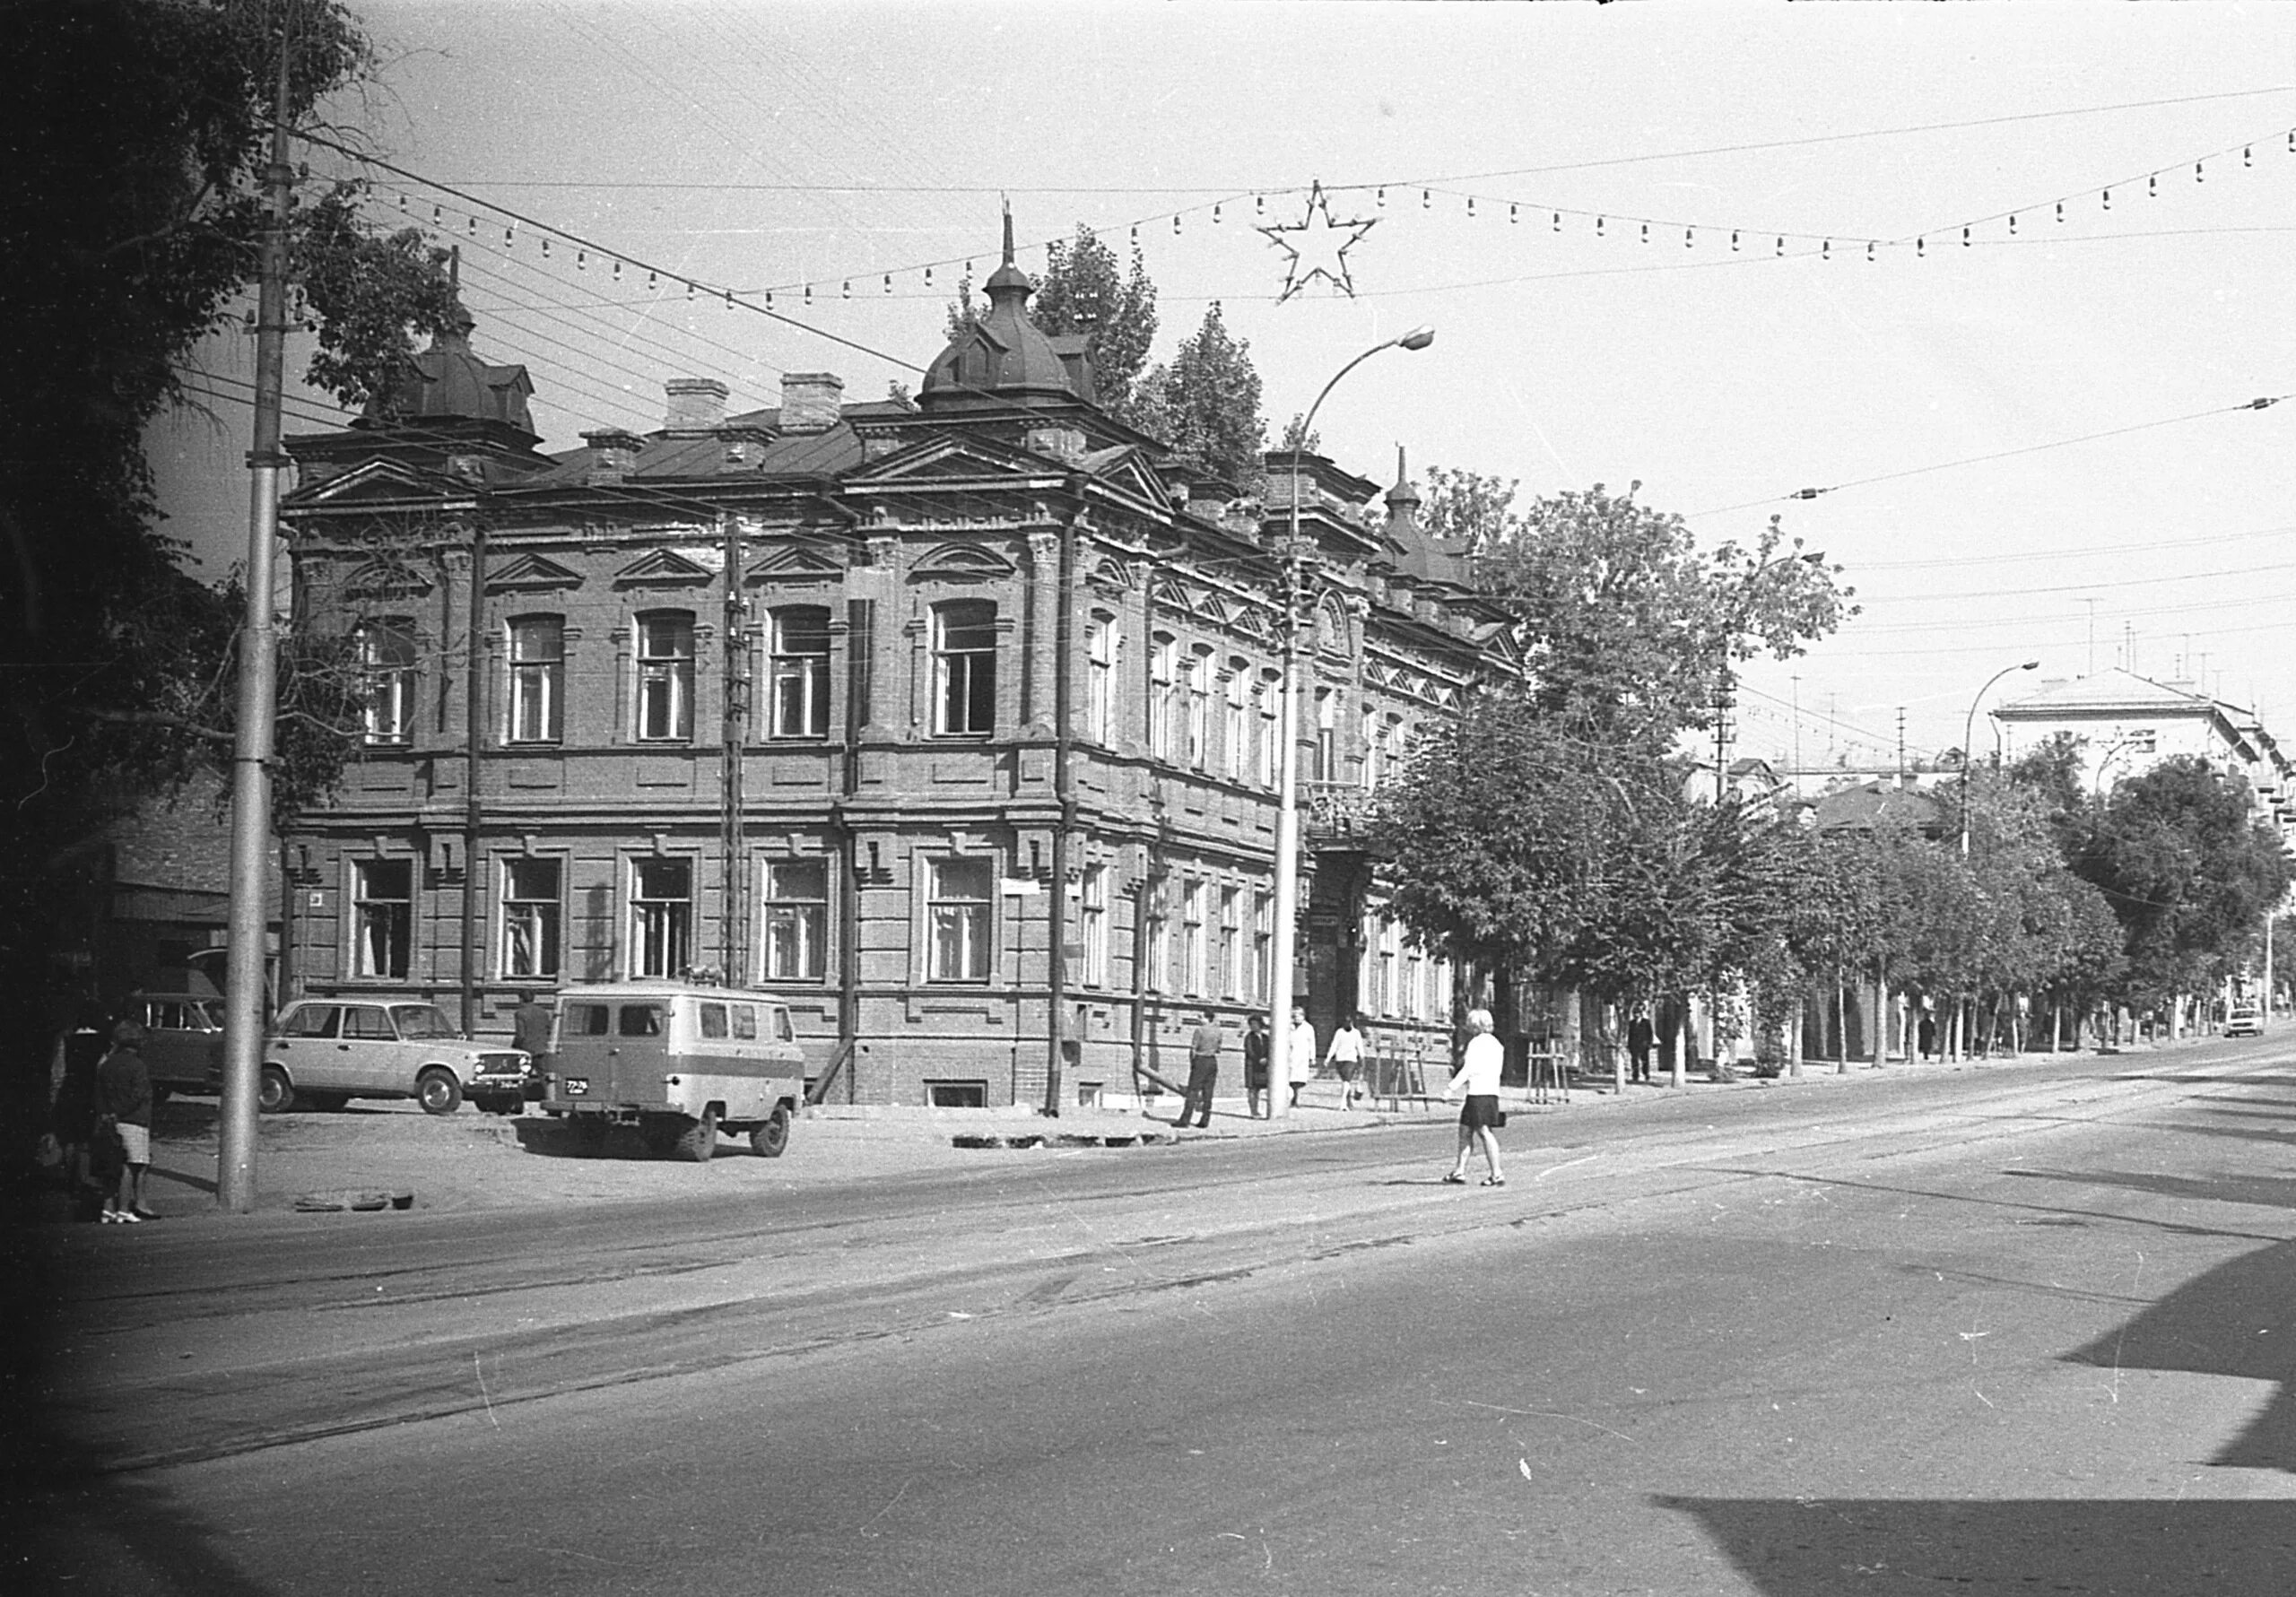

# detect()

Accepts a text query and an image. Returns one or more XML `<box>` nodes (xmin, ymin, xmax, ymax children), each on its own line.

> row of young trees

<box><xmin>1376</xmin><ymin>480</ymin><xmax>2289</xmax><ymax>1063</ymax></box>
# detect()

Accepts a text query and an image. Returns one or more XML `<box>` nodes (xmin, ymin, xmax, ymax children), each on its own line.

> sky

<box><xmin>154</xmin><ymin>1</ymin><xmax>2296</xmax><ymax>774</ymax></box>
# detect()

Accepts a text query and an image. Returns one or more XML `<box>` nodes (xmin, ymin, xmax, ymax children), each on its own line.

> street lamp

<box><xmin>1959</xmin><ymin>659</ymin><xmax>2039</xmax><ymax>855</ymax></box>
<box><xmin>1266</xmin><ymin>325</ymin><xmax>1435</xmax><ymax>1117</ymax></box>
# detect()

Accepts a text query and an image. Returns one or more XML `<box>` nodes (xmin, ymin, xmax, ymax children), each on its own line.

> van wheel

<box><xmin>750</xmin><ymin>1106</ymin><xmax>791</xmax><ymax>1159</ymax></box>
<box><xmin>673</xmin><ymin>1110</ymin><xmax>718</xmax><ymax>1163</ymax></box>
<box><xmin>416</xmin><ymin>1069</ymin><xmax>462</xmax><ymax>1115</ymax></box>
<box><xmin>257</xmin><ymin>1065</ymin><xmax>295</xmax><ymax>1114</ymax></box>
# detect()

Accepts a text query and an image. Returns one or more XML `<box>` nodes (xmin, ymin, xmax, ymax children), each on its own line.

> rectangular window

<box><xmin>1080</xmin><ymin>864</ymin><xmax>1109</xmax><ymax>987</ymax></box>
<box><xmin>355</xmin><ymin>620</ymin><xmax>417</xmax><ymax>744</ymax></box>
<box><xmin>1252</xmin><ymin>890</ymin><xmax>1273</xmax><ymax>1003</ymax></box>
<box><xmin>508</xmin><ymin>616</ymin><xmax>563</xmax><ymax>743</ymax></box>
<box><xmin>762</xmin><ymin>858</ymin><xmax>828</xmax><ymax>981</ymax></box>
<box><xmin>1314</xmin><ymin>688</ymin><xmax>1337</xmax><ymax>783</ymax></box>
<box><xmin>1146</xmin><ymin>890</ymin><xmax>1170</xmax><ymax>994</ymax></box>
<box><xmin>1181</xmin><ymin>880</ymin><xmax>1206</xmax><ymax>994</ymax></box>
<box><xmin>630</xmin><ymin>857</ymin><xmax>691</xmax><ymax>978</ymax></box>
<box><xmin>566</xmin><ymin>1002</ymin><xmax>611</xmax><ymax>1037</ymax></box>
<box><xmin>1223</xmin><ymin>667</ymin><xmax>1248</xmax><ymax>779</ymax></box>
<box><xmin>933</xmin><ymin>600</ymin><xmax>996</xmax><ymax>736</ymax></box>
<box><xmin>636</xmin><ymin>612</ymin><xmax>694</xmax><ymax>742</ymax></box>
<box><xmin>1257</xmin><ymin>675</ymin><xmax>1280</xmax><ymax>786</ymax></box>
<box><xmin>699</xmin><ymin>1002</ymin><xmax>728</xmax><ymax>1040</ymax></box>
<box><xmin>730</xmin><ymin>1003</ymin><xmax>758</xmax><ymax>1040</ymax></box>
<box><xmin>1085</xmin><ymin>616</ymin><xmax>1118</xmax><ymax>744</ymax></box>
<box><xmin>353</xmin><ymin>859</ymin><xmax>413</xmax><ymax>979</ymax></box>
<box><xmin>769</xmin><ymin>606</ymin><xmax>831</xmax><ymax>739</ymax></box>
<box><xmin>1185</xmin><ymin>650</ymin><xmax>1212</xmax><ymax>769</ymax></box>
<box><xmin>1219</xmin><ymin>886</ymin><xmax>1242</xmax><ymax>1000</ymax></box>
<box><xmin>500</xmin><ymin>856</ymin><xmax>561</xmax><ymax>979</ymax></box>
<box><xmin>928</xmin><ymin>856</ymin><xmax>993</xmax><ymax>982</ymax></box>
<box><xmin>1148</xmin><ymin>634</ymin><xmax>1177</xmax><ymax>759</ymax></box>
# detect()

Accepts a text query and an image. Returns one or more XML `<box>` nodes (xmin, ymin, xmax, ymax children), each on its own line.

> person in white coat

<box><xmin>1286</xmin><ymin>1005</ymin><xmax>1317</xmax><ymax>1108</ymax></box>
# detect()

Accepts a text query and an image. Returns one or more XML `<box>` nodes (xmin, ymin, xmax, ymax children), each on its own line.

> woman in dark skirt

<box><xmin>1441</xmin><ymin>1007</ymin><xmax>1508</xmax><ymax>1186</ymax></box>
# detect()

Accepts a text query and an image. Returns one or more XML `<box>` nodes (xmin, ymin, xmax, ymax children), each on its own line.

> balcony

<box><xmin>1302</xmin><ymin>779</ymin><xmax>1379</xmax><ymax>844</ymax></box>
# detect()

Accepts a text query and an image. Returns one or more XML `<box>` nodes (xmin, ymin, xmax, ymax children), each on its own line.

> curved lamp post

<box><xmin>1959</xmin><ymin>659</ymin><xmax>2039</xmax><ymax>855</ymax></box>
<box><xmin>1266</xmin><ymin>326</ymin><xmax>1435</xmax><ymax>1117</ymax></box>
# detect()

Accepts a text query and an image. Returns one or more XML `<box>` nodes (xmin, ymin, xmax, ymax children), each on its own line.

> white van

<box><xmin>538</xmin><ymin>983</ymin><xmax>804</xmax><ymax>1161</ymax></box>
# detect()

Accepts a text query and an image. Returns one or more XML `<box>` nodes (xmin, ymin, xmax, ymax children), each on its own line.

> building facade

<box><xmin>277</xmin><ymin>237</ymin><xmax>1514</xmax><ymax>1106</ymax></box>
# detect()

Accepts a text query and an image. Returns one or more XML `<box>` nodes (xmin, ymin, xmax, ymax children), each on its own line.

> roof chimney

<box><xmin>780</xmin><ymin>371</ymin><xmax>844</xmax><ymax>435</ymax></box>
<box><xmin>665</xmin><ymin>377</ymin><xmax>727</xmax><ymax>434</ymax></box>
<box><xmin>582</xmin><ymin>428</ymin><xmax>643</xmax><ymax>484</ymax></box>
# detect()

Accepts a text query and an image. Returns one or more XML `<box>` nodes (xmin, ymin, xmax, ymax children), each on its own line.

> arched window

<box><xmin>933</xmin><ymin>600</ymin><xmax>996</xmax><ymax>736</ymax></box>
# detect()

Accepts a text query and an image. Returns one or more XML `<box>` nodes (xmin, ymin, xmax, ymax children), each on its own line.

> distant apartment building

<box><xmin>275</xmin><ymin>230</ymin><xmax>1515</xmax><ymax>1106</ymax></box>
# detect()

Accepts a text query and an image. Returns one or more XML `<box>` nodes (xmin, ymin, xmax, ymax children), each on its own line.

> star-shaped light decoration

<box><xmin>1259</xmin><ymin>181</ymin><xmax>1378</xmax><ymax>302</ymax></box>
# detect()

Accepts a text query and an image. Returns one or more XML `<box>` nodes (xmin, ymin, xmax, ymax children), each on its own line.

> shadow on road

<box><xmin>2061</xmin><ymin>1237</ymin><xmax>2296</xmax><ymax>1473</ymax></box>
<box><xmin>2003</xmin><ymin>1166</ymin><xmax>2296</xmax><ymax>1212</ymax></box>
<box><xmin>1662</xmin><ymin>1498</ymin><xmax>2296</xmax><ymax>1594</ymax></box>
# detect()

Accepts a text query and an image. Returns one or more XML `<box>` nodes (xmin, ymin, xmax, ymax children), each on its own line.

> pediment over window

<box><xmin>849</xmin><ymin>434</ymin><xmax>1056</xmax><ymax>488</ymax></box>
<box><xmin>909</xmin><ymin>542</ymin><xmax>1016</xmax><ymax>582</ymax></box>
<box><xmin>344</xmin><ymin>556</ymin><xmax>436</xmax><ymax>601</ymax></box>
<box><xmin>487</xmin><ymin>552</ymin><xmax>581</xmax><ymax>592</ymax></box>
<box><xmin>613</xmin><ymin>548</ymin><xmax>715</xmax><ymax>586</ymax></box>
<box><xmin>746</xmin><ymin>540</ymin><xmax>846</xmax><ymax>582</ymax></box>
<box><xmin>291</xmin><ymin>457</ymin><xmax>461</xmax><ymax>508</ymax></box>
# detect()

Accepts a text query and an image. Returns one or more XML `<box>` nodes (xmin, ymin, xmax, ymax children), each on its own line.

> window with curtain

<box><xmin>932</xmin><ymin>600</ymin><xmax>996</xmax><ymax>736</ymax></box>
<box><xmin>500</xmin><ymin>856</ymin><xmax>561</xmax><ymax>979</ymax></box>
<box><xmin>353</xmin><ymin>620</ymin><xmax>417</xmax><ymax>743</ymax></box>
<box><xmin>927</xmin><ymin>855</ymin><xmax>993</xmax><ymax>981</ymax></box>
<box><xmin>1085</xmin><ymin>616</ymin><xmax>1118</xmax><ymax>744</ymax></box>
<box><xmin>763</xmin><ymin>857</ymin><xmax>828</xmax><ymax>980</ymax></box>
<box><xmin>631</xmin><ymin>857</ymin><xmax>692</xmax><ymax>977</ymax></box>
<box><xmin>353</xmin><ymin>858</ymin><xmax>413</xmax><ymax>978</ymax></box>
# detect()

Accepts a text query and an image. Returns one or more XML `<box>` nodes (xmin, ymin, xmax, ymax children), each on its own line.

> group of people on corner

<box><xmin>1170</xmin><ymin>1003</ymin><xmax>1509</xmax><ymax>1188</ymax></box>
<box><xmin>49</xmin><ymin>1016</ymin><xmax>157</xmax><ymax>1223</ymax></box>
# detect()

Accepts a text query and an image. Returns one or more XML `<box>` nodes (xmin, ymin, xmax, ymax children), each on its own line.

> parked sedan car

<box><xmin>260</xmin><ymin>998</ymin><xmax>528</xmax><ymax>1115</ymax></box>
<box><xmin>123</xmin><ymin>993</ymin><xmax>226</xmax><ymax>1099</ymax></box>
<box><xmin>2224</xmin><ymin>1004</ymin><xmax>2263</xmax><ymax>1037</ymax></box>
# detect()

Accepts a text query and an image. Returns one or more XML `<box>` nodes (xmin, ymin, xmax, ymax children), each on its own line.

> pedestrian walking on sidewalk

<box><xmin>1243</xmin><ymin>1013</ymin><xmax>1272</xmax><ymax>1118</ymax></box>
<box><xmin>1286</xmin><ymin>1005</ymin><xmax>1317</xmax><ymax>1108</ymax></box>
<box><xmin>1441</xmin><ymin>1008</ymin><xmax>1507</xmax><ymax>1187</ymax></box>
<box><xmin>96</xmin><ymin>1019</ymin><xmax>155</xmax><ymax>1222</ymax></box>
<box><xmin>1326</xmin><ymin>1013</ymin><xmax>1368</xmax><ymax>1106</ymax></box>
<box><xmin>1181</xmin><ymin>1011</ymin><xmax>1226</xmax><ymax>1128</ymax></box>
<box><xmin>1627</xmin><ymin>1011</ymin><xmax>1654</xmax><ymax>1083</ymax></box>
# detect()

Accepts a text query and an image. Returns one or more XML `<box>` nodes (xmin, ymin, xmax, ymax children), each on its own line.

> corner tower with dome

<box><xmin>274</xmin><ymin>226</ymin><xmax>1514</xmax><ymax>1109</ymax></box>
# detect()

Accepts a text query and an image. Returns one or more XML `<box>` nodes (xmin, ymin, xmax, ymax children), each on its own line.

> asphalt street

<box><xmin>13</xmin><ymin>1039</ymin><xmax>2296</xmax><ymax>1594</ymax></box>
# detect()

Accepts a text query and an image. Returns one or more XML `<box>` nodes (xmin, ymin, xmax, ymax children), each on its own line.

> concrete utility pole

<box><xmin>217</xmin><ymin>29</ymin><xmax>294</xmax><ymax>1212</ymax></box>
<box><xmin>720</xmin><ymin>514</ymin><xmax>749</xmax><ymax>982</ymax></box>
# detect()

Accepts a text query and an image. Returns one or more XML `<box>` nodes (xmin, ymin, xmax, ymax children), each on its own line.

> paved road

<box><xmin>15</xmin><ymin>1040</ymin><xmax>2296</xmax><ymax>1593</ymax></box>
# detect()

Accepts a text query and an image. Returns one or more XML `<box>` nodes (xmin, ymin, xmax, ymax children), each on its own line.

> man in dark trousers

<box><xmin>1627</xmin><ymin>1012</ymin><xmax>1655</xmax><ymax>1084</ymax></box>
<box><xmin>1181</xmin><ymin>1011</ymin><xmax>1226</xmax><ymax>1129</ymax></box>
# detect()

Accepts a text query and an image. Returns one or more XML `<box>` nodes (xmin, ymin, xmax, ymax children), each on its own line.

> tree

<box><xmin>2069</xmin><ymin>757</ymin><xmax>2292</xmax><ymax>1008</ymax></box>
<box><xmin>1026</xmin><ymin>225</ymin><xmax>1158</xmax><ymax>423</ymax></box>
<box><xmin>1131</xmin><ymin>302</ymin><xmax>1266</xmax><ymax>485</ymax></box>
<box><xmin>1420</xmin><ymin>464</ymin><xmax>1520</xmax><ymax>555</ymax></box>
<box><xmin>5</xmin><ymin>0</ymin><xmax>445</xmax><ymax>1049</ymax></box>
<box><xmin>1472</xmin><ymin>485</ymin><xmax>1855</xmax><ymax>755</ymax></box>
<box><xmin>292</xmin><ymin>181</ymin><xmax>462</xmax><ymax>413</ymax></box>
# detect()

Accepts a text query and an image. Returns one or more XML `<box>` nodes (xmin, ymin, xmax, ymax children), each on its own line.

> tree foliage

<box><xmin>1419</xmin><ymin>464</ymin><xmax>1520</xmax><ymax>555</ymax></box>
<box><xmin>292</xmin><ymin>181</ymin><xmax>462</xmax><ymax>413</ymax></box>
<box><xmin>6</xmin><ymin>0</ymin><xmax>430</xmax><ymax>1037</ymax></box>
<box><xmin>1131</xmin><ymin>302</ymin><xmax>1266</xmax><ymax>485</ymax></box>
<box><xmin>1024</xmin><ymin>224</ymin><xmax>1158</xmax><ymax>423</ymax></box>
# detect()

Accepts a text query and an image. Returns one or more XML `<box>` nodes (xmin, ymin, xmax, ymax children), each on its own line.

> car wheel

<box><xmin>304</xmin><ymin>1092</ymin><xmax>349</xmax><ymax>1113</ymax></box>
<box><xmin>673</xmin><ymin>1110</ymin><xmax>718</xmax><ymax>1163</ymax></box>
<box><xmin>416</xmin><ymin>1068</ymin><xmax>462</xmax><ymax>1115</ymax></box>
<box><xmin>257</xmin><ymin>1064</ymin><xmax>295</xmax><ymax>1115</ymax></box>
<box><xmin>750</xmin><ymin>1105</ymin><xmax>791</xmax><ymax>1159</ymax></box>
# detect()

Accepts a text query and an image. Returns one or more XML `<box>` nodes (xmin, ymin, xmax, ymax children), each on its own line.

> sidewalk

<box><xmin>17</xmin><ymin>1043</ymin><xmax>2170</xmax><ymax>1226</ymax></box>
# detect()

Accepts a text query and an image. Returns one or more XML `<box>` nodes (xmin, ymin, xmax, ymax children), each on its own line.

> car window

<box><xmin>730</xmin><ymin>1004</ymin><xmax>756</xmax><ymax>1040</ymax></box>
<box><xmin>150</xmin><ymin>1001</ymin><xmax>185</xmax><ymax>1029</ymax></box>
<box><xmin>618</xmin><ymin>1004</ymin><xmax>663</xmax><ymax>1037</ymax></box>
<box><xmin>566</xmin><ymin>1002</ymin><xmax>611</xmax><ymax>1037</ymax></box>
<box><xmin>343</xmin><ymin>1006</ymin><xmax>394</xmax><ymax>1040</ymax></box>
<box><xmin>391</xmin><ymin>1004</ymin><xmax>456</xmax><ymax>1039</ymax></box>
<box><xmin>699</xmin><ymin>1002</ymin><xmax>728</xmax><ymax>1040</ymax></box>
<box><xmin>283</xmin><ymin>1005</ymin><xmax>340</xmax><ymax>1039</ymax></box>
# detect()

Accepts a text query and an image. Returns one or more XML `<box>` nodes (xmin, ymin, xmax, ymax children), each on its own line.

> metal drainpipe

<box><xmin>460</xmin><ymin>520</ymin><xmax>486</xmax><ymax>1036</ymax></box>
<box><xmin>1044</xmin><ymin>502</ymin><xmax>1079</xmax><ymax>1116</ymax></box>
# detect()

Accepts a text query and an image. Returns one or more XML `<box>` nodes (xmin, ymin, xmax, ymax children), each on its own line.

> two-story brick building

<box><xmin>277</xmin><ymin>232</ymin><xmax>1515</xmax><ymax>1107</ymax></box>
